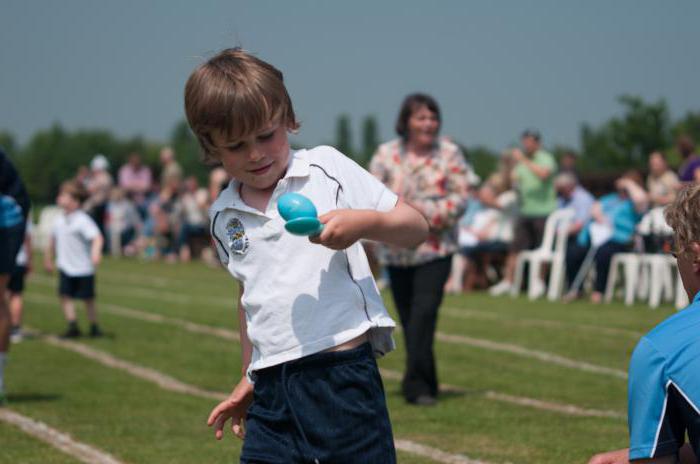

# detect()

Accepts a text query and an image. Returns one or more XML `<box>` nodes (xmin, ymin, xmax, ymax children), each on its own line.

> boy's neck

<box><xmin>62</xmin><ymin>205</ymin><xmax>79</xmax><ymax>214</ymax></box>
<box><xmin>239</xmin><ymin>174</ymin><xmax>285</xmax><ymax>213</ymax></box>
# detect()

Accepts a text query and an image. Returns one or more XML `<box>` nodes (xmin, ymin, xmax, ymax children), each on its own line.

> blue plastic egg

<box><xmin>277</xmin><ymin>192</ymin><xmax>318</xmax><ymax>221</ymax></box>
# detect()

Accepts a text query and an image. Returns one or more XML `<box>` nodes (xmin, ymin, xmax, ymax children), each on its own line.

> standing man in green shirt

<box><xmin>490</xmin><ymin>129</ymin><xmax>557</xmax><ymax>297</ymax></box>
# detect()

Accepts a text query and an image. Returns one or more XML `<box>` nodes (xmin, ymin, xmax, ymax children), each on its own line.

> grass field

<box><xmin>2</xmin><ymin>256</ymin><xmax>677</xmax><ymax>463</ymax></box>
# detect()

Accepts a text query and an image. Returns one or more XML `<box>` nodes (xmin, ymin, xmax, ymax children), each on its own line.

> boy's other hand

<box><xmin>207</xmin><ymin>377</ymin><xmax>254</xmax><ymax>441</ymax></box>
<box><xmin>587</xmin><ymin>448</ymin><xmax>629</xmax><ymax>464</ymax></box>
<box><xmin>92</xmin><ymin>254</ymin><xmax>102</xmax><ymax>267</ymax></box>
<box><xmin>44</xmin><ymin>259</ymin><xmax>54</xmax><ymax>274</ymax></box>
<box><xmin>310</xmin><ymin>209</ymin><xmax>376</xmax><ymax>250</ymax></box>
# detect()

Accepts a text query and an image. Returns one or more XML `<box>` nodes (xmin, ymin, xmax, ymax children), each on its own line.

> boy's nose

<box><xmin>248</xmin><ymin>147</ymin><xmax>264</xmax><ymax>163</ymax></box>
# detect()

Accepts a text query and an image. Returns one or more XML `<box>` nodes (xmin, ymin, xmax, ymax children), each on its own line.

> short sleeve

<box><xmin>80</xmin><ymin>215</ymin><xmax>101</xmax><ymax>241</ymax></box>
<box><xmin>628</xmin><ymin>337</ymin><xmax>682</xmax><ymax>460</ymax></box>
<box><xmin>209</xmin><ymin>210</ymin><xmax>230</xmax><ymax>266</ymax></box>
<box><xmin>327</xmin><ymin>147</ymin><xmax>398</xmax><ymax>212</ymax></box>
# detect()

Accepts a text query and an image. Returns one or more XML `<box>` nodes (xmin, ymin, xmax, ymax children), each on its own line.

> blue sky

<box><xmin>1</xmin><ymin>0</ymin><xmax>698</xmax><ymax>152</ymax></box>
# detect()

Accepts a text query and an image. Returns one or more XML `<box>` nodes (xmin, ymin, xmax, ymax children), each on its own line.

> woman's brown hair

<box><xmin>395</xmin><ymin>93</ymin><xmax>441</xmax><ymax>141</ymax></box>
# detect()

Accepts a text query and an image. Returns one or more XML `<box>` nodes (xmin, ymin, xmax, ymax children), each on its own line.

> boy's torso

<box><xmin>210</xmin><ymin>147</ymin><xmax>395</xmax><ymax>378</ymax></box>
<box><xmin>54</xmin><ymin>210</ymin><xmax>97</xmax><ymax>276</ymax></box>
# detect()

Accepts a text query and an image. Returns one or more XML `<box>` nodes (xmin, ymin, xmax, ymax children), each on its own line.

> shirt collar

<box><xmin>282</xmin><ymin>149</ymin><xmax>310</xmax><ymax>179</ymax></box>
<box><xmin>693</xmin><ymin>290</ymin><xmax>700</xmax><ymax>305</ymax></box>
<box><xmin>210</xmin><ymin>149</ymin><xmax>310</xmax><ymax>215</ymax></box>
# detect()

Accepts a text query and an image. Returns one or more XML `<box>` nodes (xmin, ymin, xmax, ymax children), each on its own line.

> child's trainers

<box><xmin>89</xmin><ymin>324</ymin><xmax>103</xmax><ymax>338</ymax></box>
<box><xmin>61</xmin><ymin>323</ymin><xmax>82</xmax><ymax>339</ymax></box>
<box><xmin>10</xmin><ymin>326</ymin><xmax>23</xmax><ymax>344</ymax></box>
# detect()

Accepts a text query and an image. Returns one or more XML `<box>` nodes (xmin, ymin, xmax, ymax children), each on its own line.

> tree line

<box><xmin>1</xmin><ymin>95</ymin><xmax>698</xmax><ymax>205</ymax></box>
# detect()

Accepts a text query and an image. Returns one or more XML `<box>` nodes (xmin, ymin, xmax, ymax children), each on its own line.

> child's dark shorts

<box><xmin>0</xmin><ymin>223</ymin><xmax>25</xmax><ymax>275</ymax></box>
<box><xmin>241</xmin><ymin>342</ymin><xmax>396</xmax><ymax>464</ymax></box>
<box><xmin>58</xmin><ymin>272</ymin><xmax>95</xmax><ymax>299</ymax></box>
<box><xmin>8</xmin><ymin>265</ymin><xmax>27</xmax><ymax>293</ymax></box>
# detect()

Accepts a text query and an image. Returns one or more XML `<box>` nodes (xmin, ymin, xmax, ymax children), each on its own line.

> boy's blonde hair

<box><xmin>60</xmin><ymin>180</ymin><xmax>88</xmax><ymax>204</ymax></box>
<box><xmin>184</xmin><ymin>48</ymin><xmax>300</xmax><ymax>164</ymax></box>
<box><xmin>665</xmin><ymin>183</ymin><xmax>700</xmax><ymax>256</ymax></box>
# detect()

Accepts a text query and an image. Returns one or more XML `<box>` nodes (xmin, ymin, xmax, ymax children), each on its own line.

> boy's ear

<box><xmin>690</xmin><ymin>242</ymin><xmax>700</xmax><ymax>273</ymax></box>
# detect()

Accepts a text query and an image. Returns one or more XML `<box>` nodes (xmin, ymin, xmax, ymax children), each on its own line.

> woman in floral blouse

<box><xmin>370</xmin><ymin>93</ymin><xmax>470</xmax><ymax>406</ymax></box>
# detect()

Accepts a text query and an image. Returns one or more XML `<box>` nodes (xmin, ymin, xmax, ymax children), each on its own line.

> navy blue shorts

<box><xmin>241</xmin><ymin>343</ymin><xmax>396</xmax><ymax>464</ymax></box>
<box><xmin>8</xmin><ymin>265</ymin><xmax>27</xmax><ymax>293</ymax></box>
<box><xmin>59</xmin><ymin>272</ymin><xmax>95</xmax><ymax>300</ymax></box>
<box><xmin>0</xmin><ymin>223</ymin><xmax>25</xmax><ymax>275</ymax></box>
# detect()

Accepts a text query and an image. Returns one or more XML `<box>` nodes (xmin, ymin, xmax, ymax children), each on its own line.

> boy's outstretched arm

<box><xmin>310</xmin><ymin>200</ymin><xmax>429</xmax><ymax>251</ymax></box>
<box><xmin>91</xmin><ymin>234</ymin><xmax>104</xmax><ymax>267</ymax></box>
<box><xmin>44</xmin><ymin>236</ymin><xmax>55</xmax><ymax>273</ymax></box>
<box><xmin>207</xmin><ymin>283</ymin><xmax>254</xmax><ymax>441</ymax></box>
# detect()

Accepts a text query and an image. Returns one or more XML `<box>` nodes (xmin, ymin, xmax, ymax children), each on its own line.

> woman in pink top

<box><xmin>370</xmin><ymin>93</ymin><xmax>470</xmax><ymax>405</ymax></box>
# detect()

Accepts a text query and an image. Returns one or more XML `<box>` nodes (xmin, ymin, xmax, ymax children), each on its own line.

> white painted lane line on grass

<box><xmin>442</xmin><ymin>307</ymin><xmax>645</xmax><ymax>339</ymax></box>
<box><xmin>34</xmin><ymin>271</ymin><xmax>647</xmax><ymax>341</ymax></box>
<box><xmin>29</xmin><ymin>274</ymin><xmax>232</xmax><ymax>309</ymax></box>
<box><xmin>25</xmin><ymin>294</ymin><xmax>625</xmax><ymax>420</ymax></box>
<box><xmin>26</xmin><ymin>287</ymin><xmax>628</xmax><ymax>380</ymax></box>
<box><xmin>0</xmin><ymin>408</ymin><xmax>126</xmax><ymax>464</ymax></box>
<box><xmin>29</xmin><ymin>329</ymin><xmax>489</xmax><ymax>464</ymax></box>
<box><xmin>394</xmin><ymin>439</ymin><xmax>495</xmax><ymax>464</ymax></box>
<box><xmin>26</xmin><ymin>293</ymin><xmax>238</xmax><ymax>341</ymax></box>
<box><xmin>434</xmin><ymin>331</ymin><xmax>628</xmax><ymax>380</ymax></box>
<box><xmin>482</xmin><ymin>391</ymin><xmax>624</xmax><ymax>420</ymax></box>
<box><xmin>378</xmin><ymin>369</ymin><xmax>624</xmax><ymax>420</ymax></box>
<box><xmin>34</xmin><ymin>329</ymin><xmax>226</xmax><ymax>402</ymax></box>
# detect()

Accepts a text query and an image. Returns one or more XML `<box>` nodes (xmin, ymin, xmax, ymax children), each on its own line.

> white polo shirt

<box><xmin>210</xmin><ymin>146</ymin><xmax>398</xmax><ymax>380</ymax></box>
<box><xmin>52</xmin><ymin>209</ymin><xmax>101</xmax><ymax>276</ymax></box>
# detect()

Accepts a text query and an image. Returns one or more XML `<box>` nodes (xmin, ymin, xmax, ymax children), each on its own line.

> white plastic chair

<box><xmin>644</xmin><ymin>254</ymin><xmax>675</xmax><ymax>309</ymax></box>
<box><xmin>606</xmin><ymin>253</ymin><xmax>678</xmax><ymax>308</ymax></box>
<box><xmin>604</xmin><ymin>253</ymin><xmax>641</xmax><ymax>306</ymax></box>
<box><xmin>33</xmin><ymin>206</ymin><xmax>62</xmax><ymax>250</ymax></box>
<box><xmin>510</xmin><ymin>208</ymin><xmax>575</xmax><ymax>300</ymax></box>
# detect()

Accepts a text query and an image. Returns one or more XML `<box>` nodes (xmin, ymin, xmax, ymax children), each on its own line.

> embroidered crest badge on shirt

<box><xmin>225</xmin><ymin>217</ymin><xmax>249</xmax><ymax>255</ymax></box>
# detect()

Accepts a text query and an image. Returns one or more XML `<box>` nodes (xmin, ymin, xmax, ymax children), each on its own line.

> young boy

<box><xmin>588</xmin><ymin>183</ymin><xmax>700</xmax><ymax>464</ymax></box>
<box><xmin>185</xmin><ymin>48</ymin><xmax>428</xmax><ymax>463</ymax></box>
<box><xmin>0</xmin><ymin>149</ymin><xmax>30</xmax><ymax>404</ymax></box>
<box><xmin>44</xmin><ymin>180</ymin><xmax>104</xmax><ymax>338</ymax></box>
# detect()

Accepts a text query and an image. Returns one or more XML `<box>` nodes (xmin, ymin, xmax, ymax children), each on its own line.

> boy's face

<box><xmin>57</xmin><ymin>191</ymin><xmax>79</xmax><ymax>211</ymax></box>
<box><xmin>211</xmin><ymin>122</ymin><xmax>290</xmax><ymax>192</ymax></box>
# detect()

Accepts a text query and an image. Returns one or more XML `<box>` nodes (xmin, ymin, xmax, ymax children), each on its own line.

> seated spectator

<box><xmin>446</xmin><ymin>183</ymin><xmax>482</xmax><ymax>293</ymax></box>
<box><xmin>150</xmin><ymin>176</ymin><xmax>181</xmax><ymax>262</ymax></box>
<box><xmin>555</xmin><ymin>172</ymin><xmax>594</xmax><ymax>239</ymax></box>
<box><xmin>647</xmin><ymin>151</ymin><xmax>680</xmax><ymax>207</ymax></box>
<box><xmin>565</xmin><ymin>170</ymin><xmax>649</xmax><ymax>303</ymax></box>
<box><xmin>105</xmin><ymin>187</ymin><xmax>142</xmax><ymax>256</ymax></box>
<box><xmin>485</xmin><ymin>149</ymin><xmax>515</xmax><ymax>193</ymax></box>
<box><xmin>638</xmin><ymin>151</ymin><xmax>679</xmax><ymax>253</ymax></box>
<box><xmin>587</xmin><ymin>183</ymin><xmax>700</xmax><ymax>464</ymax></box>
<box><xmin>118</xmin><ymin>152</ymin><xmax>152</xmax><ymax>215</ymax></box>
<box><xmin>176</xmin><ymin>176</ymin><xmax>209</xmax><ymax>262</ymax></box>
<box><xmin>456</xmin><ymin>182</ymin><xmax>516</xmax><ymax>291</ymax></box>
<box><xmin>159</xmin><ymin>146</ymin><xmax>183</xmax><ymax>187</ymax></box>
<box><xmin>677</xmin><ymin>135</ymin><xmax>700</xmax><ymax>183</ymax></box>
